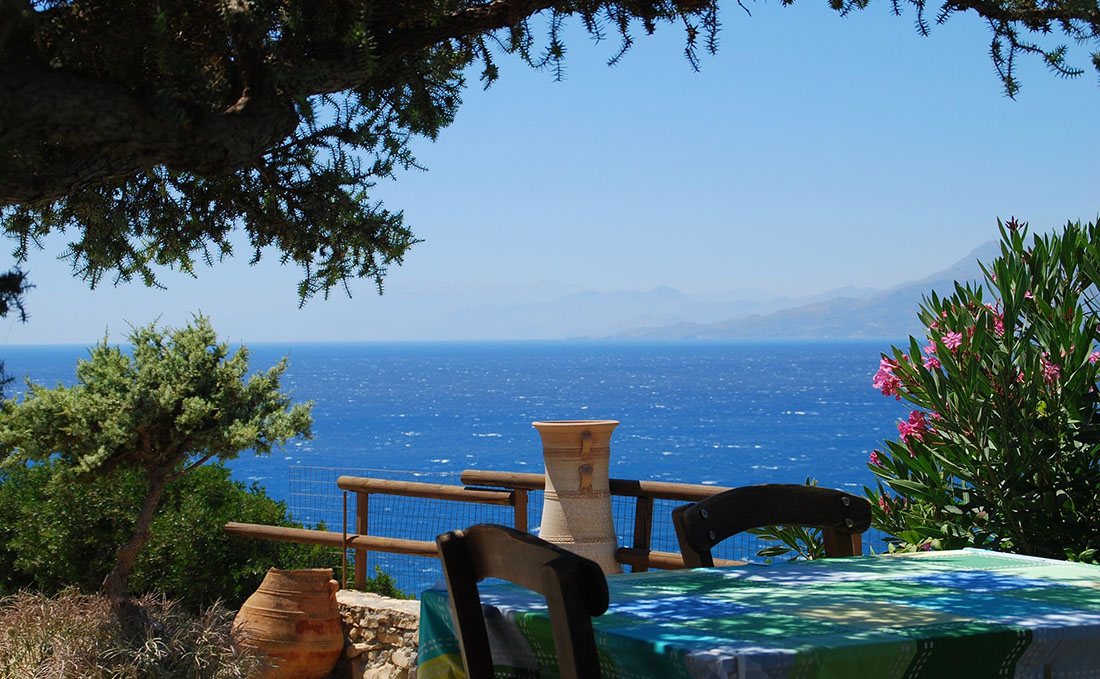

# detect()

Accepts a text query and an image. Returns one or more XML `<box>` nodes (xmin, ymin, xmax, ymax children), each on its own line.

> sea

<box><xmin>1</xmin><ymin>339</ymin><xmax>911</xmax><ymax>592</ymax></box>
<box><xmin>2</xmin><ymin>339</ymin><xmax>910</xmax><ymax>492</ymax></box>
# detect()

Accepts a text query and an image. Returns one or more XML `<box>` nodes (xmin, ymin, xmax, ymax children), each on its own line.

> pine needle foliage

<box><xmin>0</xmin><ymin>0</ymin><xmax>1095</xmax><ymax>309</ymax></box>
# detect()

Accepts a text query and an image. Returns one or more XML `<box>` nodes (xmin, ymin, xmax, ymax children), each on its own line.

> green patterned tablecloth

<box><xmin>418</xmin><ymin>549</ymin><xmax>1100</xmax><ymax>679</ymax></box>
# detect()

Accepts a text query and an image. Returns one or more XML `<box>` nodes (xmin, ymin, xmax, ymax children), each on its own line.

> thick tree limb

<box><xmin>944</xmin><ymin>0</ymin><xmax>1100</xmax><ymax>27</ymax></box>
<box><xmin>0</xmin><ymin>1</ymin><xmax>571</xmax><ymax>206</ymax></box>
<box><xmin>0</xmin><ymin>60</ymin><xmax>297</xmax><ymax>205</ymax></box>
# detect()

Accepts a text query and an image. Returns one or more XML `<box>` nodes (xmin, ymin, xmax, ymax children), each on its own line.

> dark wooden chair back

<box><xmin>672</xmin><ymin>484</ymin><xmax>872</xmax><ymax>568</ymax></box>
<box><xmin>435</xmin><ymin>523</ymin><xmax>609</xmax><ymax>679</ymax></box>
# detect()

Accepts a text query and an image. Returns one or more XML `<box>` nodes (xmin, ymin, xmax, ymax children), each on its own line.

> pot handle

<box><xmin>578</xmin><ymin>430</ymin><xmax>593</xmax><ymax>491</ymax></box>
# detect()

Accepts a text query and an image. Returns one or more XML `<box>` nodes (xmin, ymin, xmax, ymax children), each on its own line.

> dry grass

<box><xmin>0</xmin><ymin>590</ymin><xmax>271</xmax><ymax>679</ymax></box>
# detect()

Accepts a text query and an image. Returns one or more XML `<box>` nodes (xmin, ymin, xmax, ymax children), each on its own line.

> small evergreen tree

<box><xmin>0</xmin><ymin>315</ymin><xmax>313</xmax><ymax>624</ymax></box>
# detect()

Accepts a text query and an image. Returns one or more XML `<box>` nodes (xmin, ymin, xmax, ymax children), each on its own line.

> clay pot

<box><xmin>233</xmin><ymin>568</ymin><xmax>344</xmax><ymax>679</ymax></box>
<box><xmin>533</xmin><ymin>420</ymin><xmax>622</xmax><ymax>574</ymax></box>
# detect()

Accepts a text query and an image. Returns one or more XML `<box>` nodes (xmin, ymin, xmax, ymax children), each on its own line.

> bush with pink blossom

<box><xmin>867</xmin><ymin>218</ymin><xmax>1100</xmax><ymax>562</ymax></box>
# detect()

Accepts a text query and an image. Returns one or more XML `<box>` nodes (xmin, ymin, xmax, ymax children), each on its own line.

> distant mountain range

<box><xmin>249</xmin><ymin>240</ymin><xmax>1001</xmax><ymax>341</ymax></box>
<box><xmin>609</xmin><ymin>241</ymin><xmax>1001</xmax><ymax>340</ymax></box>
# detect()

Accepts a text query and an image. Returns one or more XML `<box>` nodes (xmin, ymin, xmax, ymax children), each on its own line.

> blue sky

<box><xmin>3</xmin><ymin>2</ymin><xmax>1099</xmax><ymax>345</ymax></box>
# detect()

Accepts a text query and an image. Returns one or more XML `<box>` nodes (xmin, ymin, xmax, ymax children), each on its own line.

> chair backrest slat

<box><xmin>672</xmin><ymin>484</ymin><xmax>872</xmax><ymax>568</ymax></box>
<box><xmin>436</xmin><ymin>523</ymin><xmax>608</xmax><ymax>679</ymax></box>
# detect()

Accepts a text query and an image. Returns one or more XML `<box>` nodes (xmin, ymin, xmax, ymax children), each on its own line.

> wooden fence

<box><xmin>224</xmin><ymin>469</ymin><xmax>741</xmax><ymax>591</ymax></box>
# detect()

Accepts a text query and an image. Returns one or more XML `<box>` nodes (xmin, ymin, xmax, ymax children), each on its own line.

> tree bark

<box><xmin>101</xmin><ymin>463</ymin><xmax>169</xmax><ymax>629</ymax></box>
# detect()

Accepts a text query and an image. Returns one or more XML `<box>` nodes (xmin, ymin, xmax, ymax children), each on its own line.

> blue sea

<box><xmin>3</xmin><ymin>339</ymin><xmax>912</xmax><ymax>593</ymax></box>
<box><xmin>2</xmin><ymin>340</ymin><xmax>908</xmax><ymax>497</ymax></box>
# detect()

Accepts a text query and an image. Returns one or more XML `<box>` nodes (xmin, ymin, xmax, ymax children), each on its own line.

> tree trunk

<box><xmin>101</xmin><ymin>464</ymin><xmax>169</xmax><ymax>629</ymax></box>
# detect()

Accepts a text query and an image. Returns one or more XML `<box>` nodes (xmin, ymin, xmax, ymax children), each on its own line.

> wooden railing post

<box><xmin>355</xmin><ymin>491</ymin><xmax>369</xmax><ymax>590</ymax></box>
<box><xmin>631</xmin><ymin>495</ymin><xmax>654</xmax><ymax>572</ymax></box>
<box><xmin>513</xmin><ymin>489</ymin><xmax>528</xmax><ymax>533</ymax></box>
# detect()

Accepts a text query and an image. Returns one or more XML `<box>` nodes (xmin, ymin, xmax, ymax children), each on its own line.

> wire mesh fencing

<box><xmin>287</xmin><ymin>466</ymin><xmax>530</xmax><ymax>596</ymax></box>
<box><xmin>287</xmin><ymin>466</ymin><xmax>893</xmax><ymax>597</ymax></box>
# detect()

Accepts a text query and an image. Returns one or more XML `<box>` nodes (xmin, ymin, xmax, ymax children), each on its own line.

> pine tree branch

<box><xmin>943</xmin><ymin>0</ymin><xmax>1100</xmax><ymax>28</ymax></box>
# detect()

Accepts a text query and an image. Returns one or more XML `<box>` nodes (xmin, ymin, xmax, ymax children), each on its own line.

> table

<box><xmin>417</xmin><ymin>549</ymin><xmax>1100</xmax><ymax>679</ymax></box>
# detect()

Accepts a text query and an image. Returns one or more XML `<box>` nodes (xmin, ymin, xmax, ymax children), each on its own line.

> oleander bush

<box><xmin>866</xmin><ymin>218</ymin><xmax>1100</xmax><ymax>562</ymax></box>
<box><xmin>0</xmin><ymin>461</ymin><xmax>335</xmax><ymax>610</ymax></box>
<box><xmin>0</xmin><ymin>589</ymin><xmax>270</xmax><ymax>679</ymax></box>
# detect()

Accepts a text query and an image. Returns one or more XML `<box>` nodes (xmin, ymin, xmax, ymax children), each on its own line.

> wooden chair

<box><xmin>672</xmin><ymin>484</ymin><xmax>872</xmax><ymax>568</ymax></box>
<box><xmin>435</xmin><ymin>523</ymin><xmax>608</xmax><ymax>679</ymax></box>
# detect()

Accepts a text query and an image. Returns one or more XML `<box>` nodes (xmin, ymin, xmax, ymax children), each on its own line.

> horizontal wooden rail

<box><xmin>459</xmin><ymin>469</ymin><xmax>731</xmax><ymax>502</ymax></box>
<box><xmin>337</xmin><ymin>476</ymin><xmax>515</xmax><ymax>505</ymax></box>
<box><xmin>225</xmin><ymin>522</ymin><xmax>439</xmax><ymax>557</ymax></box>
<box><xmin>460</xmin><ymin>470</ymin><xmax>545</xmax><ymax>491</ymax></box>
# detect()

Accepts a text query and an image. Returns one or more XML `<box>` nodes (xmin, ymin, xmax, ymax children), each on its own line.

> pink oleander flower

<box><xmin>984</xmin><ymin>303</ymin><xmax>1004</xmax><ymax>335</ymax></box>
<box><xmin>898</xmin><ymin>410</ymin><xmax>929</xmax><ymax>449</ymax></box>
<box><xmin>1024</xmin><ymin>291</ymin><xmax>1034</xmax><ymax>300</ymax></box>
<box><xmin>873</xmin><ymin>357</ymin><xmax>902</xmax><ymax>400</ymax></box>
<box><xmin>1090</xmin><ymin>351</ymin><xmax>1099</xmax><ymax>364</ymax></box>
<box><xmin>942</xmin><ymin>332</ymin><xmax>963</xmax><ymax>351</ymax></box>
<box><xmin>869</xmin><ymin>450</ymin><xmax>881</xmax><ymax>465</ymax></box>
<box><xmin>878</xmin><ymin>495</ymin><xmax>892</xmax><ymax>515</ymax></box>
<box><xmin>923</xmin><ymin>354</ymin><xmax>941</xmax><ymax>371</ymax></box>
<box><xmin>1041</xmin><ymin>355</ymin><xmax>1061</xmax><ymax>384</ymax></box>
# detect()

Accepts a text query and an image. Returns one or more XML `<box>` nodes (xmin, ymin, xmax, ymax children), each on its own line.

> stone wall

<box><xmin>334</xmin><ymin>590</ymin><xmax>419</xmax><ymax>679</ymax></box>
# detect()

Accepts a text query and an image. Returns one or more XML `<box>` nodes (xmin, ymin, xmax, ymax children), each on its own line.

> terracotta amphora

<box><xmin>534</xmin><ymin>420</ymin><xmax>622</xmax><ymax>574</ymax></box>
<box><xmin>233</xmin><ymin>568</ymin><xmax>344</xmax><ymax>679</ymax></box>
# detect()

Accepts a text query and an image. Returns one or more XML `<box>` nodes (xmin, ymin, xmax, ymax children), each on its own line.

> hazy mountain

<box><xmin>611</xmin><ymin>241</ymin><xmax>1001</xmax><ymax>340</ymax></box>
<box><xmin>344</xmin><ymin>282</ymin><xmax>890</xmax><ymax>340</ymax></box>
<box><xmin>432</xmin><ymin>287</ymin><xmax>796</xmax><ymax>339</ymax></box>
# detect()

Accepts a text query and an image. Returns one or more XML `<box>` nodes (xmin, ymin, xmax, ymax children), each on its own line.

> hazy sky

<box><xmin>4</xmin><ymin>3</ymin><xmax>1099</xmax><ymax>346</ymax></box>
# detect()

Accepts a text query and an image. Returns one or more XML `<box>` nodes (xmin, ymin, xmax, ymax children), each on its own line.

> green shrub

<box><xmin>0</xmin><ymin>461</ymin><xmax>335</xmax><ymax>609</ymax></box>
<box><xmin>356</xmin><ymin>565</ymin><xmax>408</xmax><ymax>599</ymax></box>
<box><xmin>867</xmin><ymin>219</ymin><xmax>1100</xmax><ymax>561</ymax></box>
